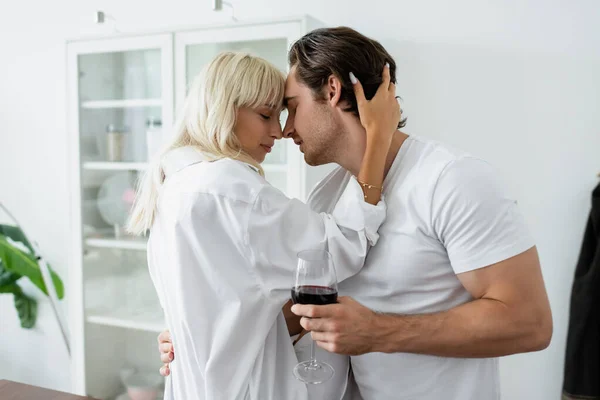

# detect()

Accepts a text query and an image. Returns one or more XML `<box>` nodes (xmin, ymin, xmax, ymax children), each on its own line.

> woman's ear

<box><xmin>326</xmin><ymin>74</ymin><xmax>343</xmax><ymax>108</ymax></box>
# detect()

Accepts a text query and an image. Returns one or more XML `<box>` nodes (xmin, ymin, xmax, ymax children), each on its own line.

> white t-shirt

<box><xmin>303</xmin><ymin>135</ymin><xmax>535</xmax><ymax>400</ymax></box>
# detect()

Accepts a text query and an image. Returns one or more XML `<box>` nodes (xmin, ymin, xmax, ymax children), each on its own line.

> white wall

<box><xmin>1</xmin><ymin>0</ymin><xmax>599</xmax><ymax>398</ymax></box>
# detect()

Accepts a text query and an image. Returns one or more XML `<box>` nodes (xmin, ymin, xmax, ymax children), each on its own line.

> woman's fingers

<box><xmin>160</xmin><ymin>364</ymin><xmax>170</xmax><ymax>377</ymax></box>
<box><xmin>161</xmin><ymin>351</ymin><xmax>174</xmax><ymax>364</ymax></box>
<box><xmin>350</xmin><ymin>72</ymin><xmax>366</xmax><ymax>107</ymax></box>
<box><xmin>157</xmin><ymin>329</ymin><xmax>171</xmax><ymax>345</ymax></box>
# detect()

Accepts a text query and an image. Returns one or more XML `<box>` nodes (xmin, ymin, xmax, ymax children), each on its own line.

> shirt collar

<box><xmin>161</xmin><ymin>146</ymin><xmax>261</xmax><ymax>178</ymax></box>
<box><xmin>161</xmin><ymin>146</ymin><xmax>208</xmax><ymax>178</ymax></box>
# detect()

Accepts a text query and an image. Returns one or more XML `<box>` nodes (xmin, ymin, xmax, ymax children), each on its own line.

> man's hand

<box><xmin>291</xmin><ymin>296</ymin><xmax>383</xmax><ymax>355</ymax></box>
<box><xmin>158</xmin><ymin>330</ymin><xmax>174</xmax><ymax>376</ymax></box>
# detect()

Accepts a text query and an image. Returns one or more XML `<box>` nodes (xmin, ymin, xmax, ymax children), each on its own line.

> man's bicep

<box><xmin>456</xmin><ymin>246</ymin><xmax>544</xmax><ymax>305</ymax></box>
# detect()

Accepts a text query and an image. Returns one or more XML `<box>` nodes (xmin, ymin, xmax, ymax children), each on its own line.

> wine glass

<box><xmin>291</xmin><ymin>249</ymin><xmax>338</xmax><ymax>384</ymax></box>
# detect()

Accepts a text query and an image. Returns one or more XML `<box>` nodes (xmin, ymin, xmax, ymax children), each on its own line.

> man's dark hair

<box><xmin>289</xmin><ymin>26</ymin><xmax>406</xmax><ymax>129</ymax></box>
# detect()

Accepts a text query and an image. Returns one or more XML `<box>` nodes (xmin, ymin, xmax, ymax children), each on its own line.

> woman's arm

<box><xmin>354</xmin><ymin>63</ymin><xmax>401</xmax><ymax>205</ymax></box>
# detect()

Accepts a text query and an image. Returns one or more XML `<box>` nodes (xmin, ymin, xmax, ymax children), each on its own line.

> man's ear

<box><xmin>325</xmin><ymin>74</ymin><xmax>343</xmax><ymax>108</ymax></box>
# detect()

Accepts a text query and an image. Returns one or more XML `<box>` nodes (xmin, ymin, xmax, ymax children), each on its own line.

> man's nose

<box><xmin>282</xmin><ymin>117</ymin><xmax>294</xmax><ymax>138</ymax></box>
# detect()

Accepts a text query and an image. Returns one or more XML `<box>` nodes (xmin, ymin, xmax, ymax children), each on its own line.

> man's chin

<box><xmin>303</xmin><ymin>153</ymin><xmax>321</xmax><ymax>167</ymax></box>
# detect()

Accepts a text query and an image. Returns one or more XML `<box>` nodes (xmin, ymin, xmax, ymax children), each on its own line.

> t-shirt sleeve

<box><xmin>431</xmin><ymin>157</ymin><xmax>536</xmax><ymax>274</ymax></box>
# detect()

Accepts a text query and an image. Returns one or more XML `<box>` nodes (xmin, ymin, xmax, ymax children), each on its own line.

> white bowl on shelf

<box><xmin>96</xmin><ymin>172</ymin><xmax>137</xmax><ymax>231</ymax></box>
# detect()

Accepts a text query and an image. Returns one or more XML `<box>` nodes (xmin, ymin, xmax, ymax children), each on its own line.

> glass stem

<box><xmin>309</xmin><ymin>339</ymin><xmax>317</xmax><ymax>368</ymax></box>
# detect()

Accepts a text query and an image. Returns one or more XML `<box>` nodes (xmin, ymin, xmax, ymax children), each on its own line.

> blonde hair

<box><xmin>126</xmin><ymin>52</ymin><xmax>285</xmax><ymax>235</ymax></box>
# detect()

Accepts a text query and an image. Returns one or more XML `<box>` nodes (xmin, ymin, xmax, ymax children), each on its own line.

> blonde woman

<box><xmin>127</xmin><ymin>52</ymin><xmax>400</xmax><ymax>400</ymax></box>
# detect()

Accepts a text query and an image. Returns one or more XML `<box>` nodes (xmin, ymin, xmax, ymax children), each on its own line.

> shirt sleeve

<box><xmin>431</xmin><ymin>157</ymin><xmax>536</xmax><ymax>274</ymax></box>
<box><xmin>245</xmin><ymin>177</ymin><xmax>386</xmax><ymax>300</ymax></box>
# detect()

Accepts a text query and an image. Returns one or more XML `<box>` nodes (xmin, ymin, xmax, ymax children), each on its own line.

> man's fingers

<box><xmin>300</xmin><ymin>314</ymin><xmax>344</xmax><ymax>333</ymax></box>
<box><xmin>350</xmin><ymin>72</ymin><xmax>366</xmax><ymax>106</ymax></box>
<box><xmin>300</xmin><ymin>317</ymin><xmax>331</xmax><ymax>331</ymax></box>
<box><xmin>310</xmin><ymin>331</ymin><xmax>336</xmax><ymax>342</ymax></box>
<box><xmin>299</xmin><ymin>316</ymin><xmax>311</xmax><ymax>331</ymax></box>
<box><xmin>291</xmin><ymin>303</ymin><xmax>338</xmax><ymax>318</ymax></box>
<box><xmin>315</xmin><ymin>340</ymin><xmax>337</xmax><ymax>354</ymax></box>
<box><xmin>292</xmin><ymin>304</ymin><xmax>318</xmax><ymax>318</ymax></box>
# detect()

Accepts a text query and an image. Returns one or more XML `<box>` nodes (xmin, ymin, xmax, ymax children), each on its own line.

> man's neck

<box><xmin>336</xmin><ymin>129</ymin><xmax>409</xmax><ymax>178</ymax></box>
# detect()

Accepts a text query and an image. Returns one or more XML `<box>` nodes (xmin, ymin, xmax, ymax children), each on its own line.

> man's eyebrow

<box><xmin>283</xmin><ymin>96</ymin><xmax>296</xmax><ymax>107</ymax></box>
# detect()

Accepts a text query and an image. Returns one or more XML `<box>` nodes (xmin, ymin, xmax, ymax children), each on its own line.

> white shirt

<box><xmin>301</xmin><ymin>135</ymin><xmax>536</xmax><ymax>400</ymax></box>
<box><xmin>147</xmin><ymin>147</ymin><xmax>387</xmax><ymax>400</ymax></box>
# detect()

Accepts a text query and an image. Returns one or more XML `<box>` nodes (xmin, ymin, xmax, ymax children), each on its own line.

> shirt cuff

<box><xmin>332</xmin><ymin>176</ymin><xmax>387</xmax><ymax>246</ymax></box>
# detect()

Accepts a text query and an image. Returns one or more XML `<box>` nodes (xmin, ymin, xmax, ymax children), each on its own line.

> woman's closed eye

<box><xmin>260</xmin><ymin>114</ymin><xmax>271</xmax><ymax>120</ymax></box>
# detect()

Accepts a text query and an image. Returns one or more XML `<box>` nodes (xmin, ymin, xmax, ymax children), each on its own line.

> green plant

<box><xmin>0</xmin><ymin>224</ymin><xmax>64</xmax><ymax>328</ymax></box>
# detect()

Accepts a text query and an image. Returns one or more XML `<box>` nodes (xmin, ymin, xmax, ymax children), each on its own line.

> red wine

<box><xmin>291</xmin><ymin>285</ymin><xmax>338</xmax><ymax>305</ymax></box>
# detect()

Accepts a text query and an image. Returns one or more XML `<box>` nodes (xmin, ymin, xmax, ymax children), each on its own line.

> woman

<box><xmin>127</xmin><ymin>52</ymin><xmax>399</xmax><ymax>400</ymax></box>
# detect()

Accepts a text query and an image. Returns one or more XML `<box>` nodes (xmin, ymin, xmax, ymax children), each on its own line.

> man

<box><xmin>159</xmin><ymin>27</ymin><xmax>552</xmax><ymax>399</ymax></box>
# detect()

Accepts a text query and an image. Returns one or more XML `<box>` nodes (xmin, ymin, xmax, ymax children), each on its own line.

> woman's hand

<box><xmin>350</xmin><ymin>63</ymin><xmax>401</xmax><ymax>146</ymax></box>
<box><xmin>351</xmin><ymin>63</ymin><xmax>402</xmax><ymax>204</ymax></box>
<box><xmin>157</xmin><ymin>329</ymin><xmax>174</xmax><ymax>377</ymax></box>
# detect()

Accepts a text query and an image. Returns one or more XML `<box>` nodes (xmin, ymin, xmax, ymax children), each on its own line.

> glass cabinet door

<box><xmin>67</xmin><ymin>35</ymin><xmax>173</xmax><ymax>398</ymax></box>
<box><xmin>78</xmin><ymin>48</ymin><xmax>164</xmax><ymax>164</ymax></box>
<box><xmin>71</xmin><ymin>36</ymin><xmax>173</xmax><ymax>241</ymax></box>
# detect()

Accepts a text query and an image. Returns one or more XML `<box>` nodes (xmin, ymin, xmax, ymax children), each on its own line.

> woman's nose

<box><xmin>271</xmin><ymin>123</ymin><xmax>283</xmax><ymax>140</ymax></box>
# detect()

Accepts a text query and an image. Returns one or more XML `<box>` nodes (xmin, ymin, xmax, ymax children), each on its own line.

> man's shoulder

<box><xmin>382</xmin><ymin>135</ymin><xmax>497</xmax><ymax>212</ymax></box>
<box><xmin>405</xmin><ymin>136</ymin><xmax>473</xmax><ymax>170</ymax></box>
<box><xmin>401</xmin><ymin>135</ymin><xmax>491</xmax><ymax>184</ymax></box>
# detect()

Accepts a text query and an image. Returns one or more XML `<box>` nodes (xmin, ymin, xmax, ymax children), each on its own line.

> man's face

<box><xmin>282</xmin><ymin>68</ymin><xmax>341</xmax><ymax>166</ymax></box>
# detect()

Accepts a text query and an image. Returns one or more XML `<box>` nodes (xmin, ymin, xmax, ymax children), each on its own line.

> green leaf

<box><xmin>0</xmin><ymin>224</ymin><xmax>34</xmax><ymax>254</ymax></box>
<box><xmin>0</xmin><ymin>236</ymin><xmax>64</xmax><ymax>299</ymax></box>
<box><xmin>0</xmin><ymin>282</ymin><xmax>38</xmax><ymax>328</ymax></box>
<box><xmin>14</xmin><ymin>286</ymin><xmax>37</xmax><ymax>329</ymax></box>
<box><xmin>0</xmin><ymin>261</ymin><xmax>20</xmax><ymax>287</ymax></box>
<box><xmin>0</xmin><ymin>281</ymin><xmax>21</xmax><ymax>294</ymax></box>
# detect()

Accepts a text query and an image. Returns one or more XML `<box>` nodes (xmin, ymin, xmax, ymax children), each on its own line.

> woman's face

<box><xmin>235</xmin><ymin>105</ymin><xmax>283</xmax><ymax>163</ymax></box>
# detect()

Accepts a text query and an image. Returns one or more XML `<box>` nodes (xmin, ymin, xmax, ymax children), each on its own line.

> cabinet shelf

<box><xmin>83</xmin><ymin>162</ymin><xmax>148</xmax><ymax>171</ymax></box>
<box><xmin>86</xmin><ymin>309</ymin><xmax>165</xmax><ymax>333</ymax></box>
<box><xmin>85</xmin><ymin>237</ymin><xmax>147</xmax><ymax>251</ymax></box>
<box><xmin>81</xmin><ymin>99</ymin><xmax>162</xmax><ymax>109</ymax></box>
